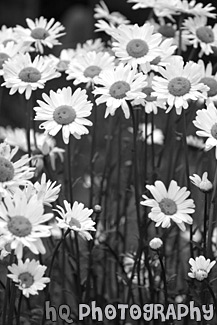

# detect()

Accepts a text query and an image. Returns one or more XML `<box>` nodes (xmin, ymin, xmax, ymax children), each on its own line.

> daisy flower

<box><xmin>7</xmin><ymin>258</ymin><xmax>50</xmax><ymax>298</ymax></box>
<box><xmin>128</xmin><ymin>123</ymin><xmax>164</xmax><ymax>144</ymax></box>
<box><xmin>198</xmin><ymin>60</ymin><xmax>217</xmax><ymax>104</ymax></box>
<box><xmin>188</xmin><ymin>255</ymin><xmax>216</xmax><ymax>281</ymax></box>
<box><xmin>34</xmin><ymin>86</ymin><xmax>93</xmax><ymax>144</ymax></box>
<box><xmin>193</xmin><ymin>102</ymin><xmax>217</xmax><ymax>158</ymax></box>
<box><xmin>55</xmin><ymin>200</ymin><xmax>95</xmax><ymax>241</ymax></box>
<box><xmin>66</xmin><ymin>51</ymin><xmax>115</xmax><ymax>87</ymax></box>
<box><xmin>75</xmin><ymin>38</ymin><xmax>105</xmax><ymax>54</ymax></box>
<box><xmin>2</xmin><ymin>52</ymin><xmax>60</xmax><ymax>100</ymax></box>
<box><xmin>95</xmin><ymin>20</ymin><xmax>118</xmax><ymax>37</ymax></box>
<box><xmin>132</xmin><ymin>73</ymin><xmax>166</xmax><ymax>114</ymax></box>
<box><xmin>93</xmin><ymin>63</ymin><xmax>147</xmax><ymax>119</ymax></box>
<box><xmin>189</xmin><ymin>172</ymin><xmax>213</xmax><ymax>192</ymax></box>
<box><xmin>0</xmin><ymin>238</ymin><xmax>11</xmax><ymax>260</ymax></box>
<box><xmin>0</xmin><ymin>25</ymin><xmax>18</xmax><ymax>45</ymax></box>
<box><xmin>94</xmin><ymin>1</ymin><xmax>130</xmax><ymax>25</ymax></box>
<box><xmin>49</xmin><ymin>48</ymin><xmax>76</xmax><ymax>72</ymax></box>
<box><xmin>0</xmin><ymin>127</ymin><xmax>65</xmax><ymax>170</ymax></box>
<box><xmin>183</xmin><ymin>16</ymin><xmax>217</xmax><ymax>57</ymax></box>
<box><xmin>111</xmin><ymin>23</ymin><xmax>162</xmax><ymax>69</ymax></box>
<box><xmin>32</xmin><ymin>173</ymin><xmax>61</xmax><ymax>206</ymax></box>
<box><xmin>128</xmin><ymin>0</ymin><xmax>176</xmax><ymax>19</ymax></box>
<box><xmin>15</xmin><ymin>16</ymin><xmax>65</xmax><ymax>53</ymax></box>
<box><xmin>162</xmin><ymin>0</ymin><xmax>217</xmax><ymax>19</ymax></box>
<box><xmin>0</xmin><ymin>142</ymin><xmax>34</xmax><ymax>197</ymax></box>
<box><xmin>0</xmin><ymin>188</ymin><xmax>53</xmax><ymax>258</ymax></box>
<box><xmin>145</xmin><ymin>38</ymin><xmax>177</xmax><ymax>73</ymax></box>
<box><xmin>140</xmin><ymin>180</ymin><xmax>195</xmax><ymax>231</ymax></box>
<box><xmin>186</xmin><ymin>135</ymin><xmax>205</xmax><ymax>150</ymax></box>
<box><xmin>152</xmin><ymin>56</ymin><xmax>209</xmax><ymax>115</ymax></box>
<box><xmin>0</xmin><ymin>41</ymin><xmax>21</xmax><ymax>75</ymax></box>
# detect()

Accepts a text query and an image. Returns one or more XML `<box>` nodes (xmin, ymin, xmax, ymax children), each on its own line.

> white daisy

<box><xmin>7</xmin><ymin>258</ymin><xmax>50</xmax><ymax>298</ymax></box>
<box><xmin>188</xmin><ymin>255</ymin><xmax>216</xmax><ymax>281</ymax></box>
<box><xmin>32</xmin><ymin>173</ymin><xmax>61</xmax><ymax>206</ymax></box>
<box><xmin>193</xmin><ymin>102</ymin><xmax>217</xmax><ymax>159</ymax></box>
<box><xmin>55</xmin><ymin>200</ymin><xmax>95</xmax><ymax>241</ymax></box>
<box><xmin>93</xmin><ymin>63</ymin><xmax>147</xmax><ymax>119</ymax></box>
<box><xmin>0</xmin><ymin>25</ymin><xmax>18</xmax><ymax>45</ymax></box>
<box><xmin>0</xmin><ymin>41</ymin><xmax>22</xmax><ymax>75</ymax></box>
<box><xmin>128</xmin><ymin>123</ymin><xmax>164</xmax><ymax>144</ymax></box>
<box><xmin>0</xmin><ymin>127</ymin><xmax>65</xmax><ymax>170</ymax></box>
<box><xmin>186</xmin><ymin>135</ymin><xmax>205</xmax><ymax>150</ymax></box>
<box><xmin>141</xmin><ymin>180</ymin><xmax>195</xmax><ymax>231</ymax></box>
<box><xmin>0</xmin><ymin>142</ymin><xmax>34</xmax><ymax>197</ymax></box>
<box><xmin>183</xmin><ymin>16</ymin><xmax>217</xmax><ymax>57</ymax></box>
<box><xmin>152</xmin><ymin>56</ymin><xmax>209</xmax><ymax>115</ymax></box>
<box><xmin>0</xmin><ymin>238</ymin><xmax>11</xmax><ymax>260</ymax></box>
<box><xmin>198</xmin><ymin>60</ymin><xmax>217</xmax><ymax>104</ymax></box>
<box><xmin>49</xmin><ymin>48</ymin><xmax>76</xmax><ymax>72</ymax></box>
<box><xmin>94</xmin><ymin>20</ymin><xmax>118</xmax><ymax>37</ymax></box>
<box><xmin>15</xmin><ymin>16</ymin><xmax>65</xmax><ymax>53</ymax></box>
<box><xmin>75</xmin><ymin>38</ymin><xmax>105</xmax><ymax>54</ymax></box>
<box><xmin>132</xmin><ymin>72</ymin><xmax>166</xmax><ymax>114</ymax></box>
<box><xmin>128</xmin><ymin>0</ymin><xmax>176</xmax><ymax>19</ymax></box>
<box><xmin>94</xmin><ymin>0</ymin><xmax>130</xmax><ymax>25</ymax></box>
<box><xmin>189</xmin><ymin>172</ymin><xmax>213</xmax><ymax>192</ymax></box>
<box><xmin>0</xmin><ymin>188</ymin><xmax>53</xmax><ymax>258</ymax></box>
<box><xmin>111</xmin><ymin>23</ymin><xmax>162</xmax><ymax>69</ymax></box>
<box><xmin>162</xmin><ymin>0</ymin><xmax>217</xmax><ymax>19</ymax></box>
<box><xmin>2</xmin><ymin>52</ymin><xmax>60</xmax><ymax>100</ymax></box>
<box><xmin>34</xmin><ymin>86</ymin><xmax>93</xmax><ymax>144</ymax></box>
<box><xmin>66</xmin><ymin>51</ymin><xmax>115</xmax><ymax>86</ymax></box>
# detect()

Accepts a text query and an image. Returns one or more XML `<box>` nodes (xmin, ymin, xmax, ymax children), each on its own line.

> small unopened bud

<box><xmin>94</xmin><ymin>204</ymin><xmax>102</xmax><ymax>213</ymax></box>
<box><xmin>149</xmin><ymin>237</ymin><xmax>163</xmax><ymax>250</ymax></box>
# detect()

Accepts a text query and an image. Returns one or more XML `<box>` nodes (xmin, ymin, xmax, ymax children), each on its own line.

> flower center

<box><xmin>168</xmin><ymin>77</ymin><xmax>191</xmax><ymax>96</ymax></box>
<box><xmin>69</xmin><ymin>217</ymin><xmax>82</xmax><ymax>229</ymax></box>
<box><xmin>126</xmin><ymin>39</ymin><xmax>149</xmax><ymax>58</ymax></box>
<box><xmin>195</xmin><ymin>269</ymin><xmax>208</xmax><ymax>281</ymax></box>
<box><xmin>211</xmin><ymin>123</ymin><xmax>217</xmax><ymax>139</ymax></box>
<box><xmin>142</xmin><ymin>86</ymin><xmax>156</xmax><ymax>102</ymax></box>
<box><xmin>109</xmin><ymin>81</ymin><xmax>130</xmax><ymax>99</ymax></box>
<box><xmin>18</xmin><ymin>272</ymin><xmax>34</xmax><ymax>288</ymax></box>
<box><xmin>18</xmin><ymin>67</ymin><xmax>41</xmax><ymax>83</ymax></box>
<box><xmin>0</xmin><ymin>157</ymin><xmax>14</xmax><ymax>182</ymax></box>
<box><xmin>56</xmin><ymin>60</ymin><xmax>70</xmax><ymax>71</ymax></box>
<box><xmin>7</xmin><ymin>216</ymin><xmax>32</xmax><ymax>237</ymax></box>
<box><xmin>159</xmin><ymin>198</ymin><xmax>177</xmax><ymax>215</ymax></box>
<box><xmin>0</xmin><ymin>53</ymin><xmax>10</xmax><ymax>69</ymax></box>
<box><xmin>196</xmin><ymin>27</ymin><xmax>214</xmax><ymax>44</ymax></box>
<box><xmin>53</xmin><ymin>105</ymin><xmax>76</xmax><ymax>125</ymax></box>
<box><xmin>200</xmin><ymin>77</ymin><xmax>217</xmax><ymax>97</ymax></box>
<box><xmin>83</xmin><ymin>65</ymin><xmax>102</xmax><ymax>78</ymax></box>
<box><xmin>31</xmin><ymin>27</ymin><xmax>50</xmax><ymax>40</ymax></box>
<box><xmin>158</xmin><ymin>25</ymin><xmax>175</xmax><ymax>38</ymax></box>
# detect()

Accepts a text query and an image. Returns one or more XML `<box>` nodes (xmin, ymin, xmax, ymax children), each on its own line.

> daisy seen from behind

<box><xmin>34</xmin><ymin>86</ymin><xmax>93</xmax><ymax>144</ymax></box>
<box><xmin>188</xmin><ymin>255</ymin><xmax>216</xmax><ymax>281</ymax></box>
<box><xmin>55</xmin><ymin>200</ymin><xmax>96</xmax><ymax>240</ymax></box>
<box><xmin>0</xmin><ymin>188</ymin><xmax>53</xmax><ymax>259</ymax></box>
<box><xmin>15</xmin><ymin>16</ymin><xmax>65</xmax><ymax>53</ymax></box>
<box><xmin>189</xmin><ymin>172</ymin><xmax>213</xmax><ymax>192</ymax></box>
<box><xmin>2</xmin><ymin>52</ymin><xmax>60</xmax><ymax>100</ymax></box>
<box><xmin>152</xmin><ymin>56</ymin><xmax>209</xmax><ymax>115</ymax></box>
<box><xmin>66</xmin><ymin>51</ymin><xmax>115</xmax><ymax>87</ymax></box>
<box><xmin>140</xmin><ymin>180</ymin><xmax>195</xmax><ymax>231</ymax></box>
<box><xmin>93</xmin><ymin>63</ymin><xmax>147</xmax><ymax>119</ymax></box>
<box><xmin>193</xmin><ymin>102</ymin><xmax>217</xmax><ymax>159</ymax></box>
<box><xmin>8</xmin><ymin>258</ymin><xmax>50</xmax><ymax>297</ymax></box>
<box><xmin>111</xmin><ymin>23</ymin><xmax>162</xmax><ymax>69</ymax></box>
<box><xmin>0</xmin><ymin>142</ymin><xmax>34</xmax><ymax>197</ymax></box>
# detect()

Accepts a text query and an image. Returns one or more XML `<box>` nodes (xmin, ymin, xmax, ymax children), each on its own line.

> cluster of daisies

<box><xmin>0</xmin><ymin>0</ymin><xmax>217</xmax><ymax>300</ymax></box>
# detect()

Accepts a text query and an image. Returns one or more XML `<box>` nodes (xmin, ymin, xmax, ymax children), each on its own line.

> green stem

<box><xmin>203</xmin><ymin>193</ymin><xmax>208</xmax><ymax>256</ymax></box>
<box><xmin>207</xmin><ymin>163</ymin><xmax>217</xmax><ymax>257</ymax></box>
<box><xmin>7</xmin><ymin>282</ymin><xmax>17</xmax><ymax>325</ymax></box>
